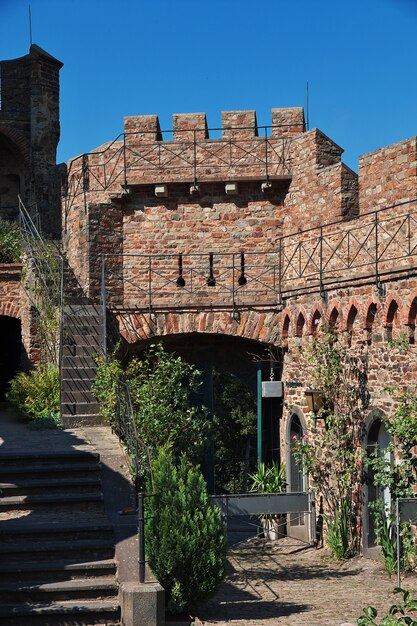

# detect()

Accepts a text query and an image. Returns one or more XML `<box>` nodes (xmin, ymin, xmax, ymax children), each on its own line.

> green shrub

<box><xmin>7</xmin><ymin>365</ymin><xmax>60</xmax><ymax>422</ymax></box>
<box><xmin>249</xmin><ymin>462</ymin><xmax>287</xmax><ymax>493</ymax></box>
<box><xmin>146</xmin><ymin>448</ymin><xmax>226</xmax><ymax>614</ymax></box>
<box><xmin>93</xmin><ymin>344</ymin><xmax>209</xmax><ymax>460</ymax></box>
<box><xmin>0</xmin><ymin>219</ymin><xmax>23</xmax><ymax>263</ymax></box>
<box><xmin>358</xmin><ymin>588</ymin><xmax>417</xmax><ymax>625</ymax></box>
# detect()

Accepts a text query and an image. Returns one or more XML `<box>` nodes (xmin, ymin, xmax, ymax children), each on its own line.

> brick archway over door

<box><xmin>114</xmin><ymin>310</ymin><xmax>281</xmax><ymax>346</ymax></box>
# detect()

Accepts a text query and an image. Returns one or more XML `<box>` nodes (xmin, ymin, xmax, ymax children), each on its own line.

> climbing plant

<box><xmin>0</xmin><ymin>218</ymin><xmax>23</xmax><ymax>263</ymax></box>
<box><xmin>293</xmin><ymin>327</ymin><xmax>368</xmax><ymax>558</ymax></box>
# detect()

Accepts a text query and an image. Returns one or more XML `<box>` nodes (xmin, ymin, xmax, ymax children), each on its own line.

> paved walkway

<box><xmin>3</xmin><ymin>405</ymin><xmax>417</xmax><ymax>626</ymax></box>
<box><xmin>195</xmin><ymin>537</ymin><xmax>417</xmax><ymax>626</ymax></box>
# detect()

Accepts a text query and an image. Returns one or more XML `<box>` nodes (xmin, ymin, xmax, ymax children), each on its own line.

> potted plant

<box><xmin>249</xmin><ymin>462</ymin><xmax>287</xmax><ymax>540</ymax></box>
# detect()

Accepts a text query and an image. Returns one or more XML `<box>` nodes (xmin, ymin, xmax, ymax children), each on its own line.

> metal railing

<box><xmin>279</xmin><ymin>198</ymin><xmax>417</xmax><ymax>296</ymax></box>
<box><xmin>109</xmin><ymin>375</ymin><xmax>154</xmax><ymax>583</ymax></box>
<box><xmin>210</xmin><ymin>490</ymin><xmax>316</xmax><ymax>546</ymax></box>
<box><xmin>18</xmin><ymin>196</ymin><xmax>63</xmax><ymax>367</ymax></box>
<box><xmin>100</xmin><ymin>198</ymin><xmax>417</xmax><ymax>313</ymax></box>
<box><xmin>64</xmin><ymin>122</ymin><xmax>301</xmax><ymax>215</ymax></box>
<box><xmin>102</xmin><ymin>250</ymin><xmax>280</xmax><ymax>315</ymax></box>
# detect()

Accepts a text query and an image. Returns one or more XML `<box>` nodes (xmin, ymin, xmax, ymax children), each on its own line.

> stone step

<box><xmin>0</xmin><ymin>461</ymin><xmax>101</xmax><ymax>480</ymax></box>
<box><xmin>61</xmin><ymin>390</ymin><xmax>98</xmax><ymax>404</ymax></box>
<box><xmin>61</xmin><ymin>414</ymin><xmax>104</xmax><ymax>428</ymax></box>
<box><xmin>62</xmin><ymin>354</ymin><xmax>97</xmax><ymax>368</ymax></box>
<box><xmin>63</xmin><ymin>318</ymin><xmax>103</xmax><ymax>332</ymax></box>
<box><xmin>0</xmin><ymin>578</ymin><xmax>118</xmax><ymax>602</ymax></box>
<box><xmin>63</xmin><ymin>334</ymin><xmax>103</xmax><ymax>348</ymax></box>
<box><xmin>0</xmin><ymin>599</ymin><xmax>120</xmax><ymax>625</ymax></box>
<box><xmin>0</xmin><ymin>538</ymin><xmax>115</xmax><ymax>562</ymax></box>
<box><xmin>0</xmin><ymin>492</ymin><xmax>104</xmax><ymax>511</ymax></box>
<box><xmin>61</xmin><ymin>401</ymin><xmax>101</xmax><ymax>416</ymax></box>
<box><xmin>0</xmin><ymin>520</ymin><xmax>113</xmax><ymax>540</ymax></box>
<box><xmin>0</xmin><ymin>559</ymin><xmax>117</xmax><ymax>583</ymax></box>
<box><xmin>64</xmin><ymin>304</ymin><xmax>103</xmax><ymax>315</ymax></box>
<box><xmin>61</xmin><ymin>367</ymin><xmax>96</xmax><ymax>391</ymax></box>
<box><xmin>0</xmin><ymin>477</ymin><xmax>102</xmax><ymax>497</ymax></box>
<box><xmin>0</xmin><ymin>451</ymin><xmax>99</xmax><ymax>467</ymax></box>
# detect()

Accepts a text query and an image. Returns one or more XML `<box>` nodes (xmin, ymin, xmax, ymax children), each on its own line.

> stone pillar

<box><xmin>119</xmin><ymin>582</ymin><xmax>165</xmax><ymax>626</ymax></box>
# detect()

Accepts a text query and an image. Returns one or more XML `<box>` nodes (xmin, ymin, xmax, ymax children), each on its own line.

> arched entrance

<box><xmin>0</xmin><ymin>315</ymin><xmax>22</xmax><ymax>400</ymax></box>
<box><xmin>122</xmin><ymin>332</ymin><xmax>284</xmax><ymax>493</ymax></box>
<box><xmin>363</xmin><ymin>413</ymin><xmax>392</xmax><ymax>554</ymax></box>
<box><xmin>286</xmin><ymin>410</ymin><xmax>308</xmax><ymax>541</ymax></box>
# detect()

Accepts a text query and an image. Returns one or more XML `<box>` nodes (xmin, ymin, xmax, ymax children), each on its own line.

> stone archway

<box><xmin>0</xmin><ymin>315</ymin><xmax>22</xmax><ymax>400</ymax></box>
<box><xmin>121</xmin><ymin>331</ymin><xmax>283</xmax><ymax>494</ymax></box>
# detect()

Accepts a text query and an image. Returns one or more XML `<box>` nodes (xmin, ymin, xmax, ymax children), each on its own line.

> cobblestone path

<box><xmin>195</xmin><ymin>538</ymin><xmax>417</xmax><ymax>626</ymax></box>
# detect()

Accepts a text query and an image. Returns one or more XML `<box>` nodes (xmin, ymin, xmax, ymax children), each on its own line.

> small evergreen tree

<box><xmin>146</xmin><ymin>448</ymin><xmax>226</xmax><ymax>614</ymax></box>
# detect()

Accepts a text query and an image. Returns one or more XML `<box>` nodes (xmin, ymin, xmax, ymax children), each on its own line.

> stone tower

<box><xmin>0</xmin><ymin>44</ymin><xmax>64</xmax><ymax>236</ymax></box>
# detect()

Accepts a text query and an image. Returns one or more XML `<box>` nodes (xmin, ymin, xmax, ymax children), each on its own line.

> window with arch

<box><xmin>407</xmin><ymin>297</ymin><xmax>417</xmax><ymax>345</ymax></box>
<box><xmin>385</xmin><ymin>299</ymin><xmax>401</xmax><ymax>341</ymax></box>
<box><xmin>346</xmin><ymin>304</ymin><xmax>359</xmax><ymax>346</ymax></box>
<box><xmin>311</xmin><ymin>309</ymin><xmax>322</xmax><ymax>335</ymax></box>
<box><xmin>365</xmin><ymin>302</ymin><xmax>378</xmax><ymax>345</ymax></box>
<box><xmin>281</xmin><ymin>314</ymin><xmax>290</xmax><ymax>348</ymax></box>
<box><xmin>328</xmin><ymin>307</ymin><xmax>340</xmax><ymax>330</ymax></box>
<box><xmin>296</xmin><ymin>312</ymin><xmax>305</xmax><ymax>346</ymax></box>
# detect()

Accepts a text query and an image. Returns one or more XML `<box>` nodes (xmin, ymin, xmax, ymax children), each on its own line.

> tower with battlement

<box><xmin>0</xmin><ymin>44</ymin><xmax>64</xmax><ymax>236</ymax></box>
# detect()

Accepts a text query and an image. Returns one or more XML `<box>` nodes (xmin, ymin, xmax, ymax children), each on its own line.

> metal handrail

<box><xmin>63</xmin><ymin>122</ymin><xmax>302</xmax><ymax>217</ymax></box>
<box><xmin>100</xmin><ymin>197</ymin><xmax>417</xmax><ymax>312</ymax></box>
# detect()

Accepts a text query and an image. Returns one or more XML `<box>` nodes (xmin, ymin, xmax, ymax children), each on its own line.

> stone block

<box><xmin>272</xmin><ymin>107</ymin><xmax>305</xmax><ymax>136</ymax></box>
<box><xmin>173</xmin><ymin>113</ymin><xmax>208</xmax><ymax>141</ymax></box>
<box><xmin>222</xmin><ymin>110</ymin><xmax>258</xmax><ymax>138</ymax></box>
<box><xmin>124</xmin><ymin>115</ymin><xmax>162</xmax><ymax>141</ymax></box>
<box><xmin>119</xmin><ymin>582</ymin><xmax>165</xmax><ymax>626</ymax></box>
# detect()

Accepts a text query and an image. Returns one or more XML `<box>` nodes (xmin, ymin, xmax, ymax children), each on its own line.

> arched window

<box><xmin>407</xmin><ymin>297</ymin><xmax>417</xmax><ymax>345</ymax></box>
<box><xmin>386</xmin><ymin>299</ymin><xmax>400</xmax><ymax>341</ymax></box>
<box><xmin>295</xmin><ymin>312</ymin><xmax>305</xmax><ymax>346</ymax></box>
<box><xmin>328</xmin><ymin>307</ymin><xmax>339</xmax><ymax>330</ymax></box>
<box><xmin>281</xmin><ymin>314</ymin><xmax>290</xmax><ymax>348</ymax></box>
<box><xmin>311</xmin><ymin>309</ymin><xmax>322</xmax><ymax>335</ymax></box>
<box><xmin>365</xmin><ymin>302</ymin><xmax>378</xmax><ymax>345</ymax></box>
<box><xmin>346</xmin><ymin>304</ymin><xmax>358</xmax><ymax>331</ymax></box>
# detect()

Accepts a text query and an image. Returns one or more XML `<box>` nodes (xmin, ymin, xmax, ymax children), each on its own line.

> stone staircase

<box><xmin>61</xmin><ymin>304</ymin><xmax>104</xmax><ymax>428</ymax></box>
<box><xmin>0</xmin><ymin>449</ymin><xmax>120</xmax><ymax>625</ymax></box>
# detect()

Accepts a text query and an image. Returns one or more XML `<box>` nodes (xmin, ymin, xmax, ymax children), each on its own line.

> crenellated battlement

<box><xmin>123</xmin><ymin>107</ymin><xmax>305</xmax><ymax>140</ymax></box>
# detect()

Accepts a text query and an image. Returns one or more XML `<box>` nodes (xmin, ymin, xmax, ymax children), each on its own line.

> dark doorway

<box><xmin>287</xmin><ymin>412</ymin><xmax>308</xmax><ymax>541</ymax></box>
<box><xmin>0</xmin><ymin>315</ymin><xmax>21</xmax><ymax>400</ymax></box>
<box><xmin>364</xmin><ymin>416</ymin><xmax>391</xmax><ymax>552</ymax></box>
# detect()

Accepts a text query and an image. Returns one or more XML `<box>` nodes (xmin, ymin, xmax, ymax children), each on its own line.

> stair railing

<box><xmin>110</xmin><ymin>375</ymin><xmax>154</xmax><ymax>583</ymax></box>
<box><xmin>18</xmin><ymin>196</ymin><xmax>64</xmax><ymax>367</ymax></box>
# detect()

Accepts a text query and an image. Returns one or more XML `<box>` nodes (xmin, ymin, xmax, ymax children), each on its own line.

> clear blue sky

<box><xmin>1</xmin><ymin>0</ymin><xmax>416</xmax><ymax>172</ymax></box>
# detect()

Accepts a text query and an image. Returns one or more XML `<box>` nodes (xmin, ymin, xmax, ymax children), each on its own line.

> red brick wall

<box><xmin>359</xmin><ymin>136</ymin><xmax>417</xmax><ymax>213</ymax></box>
<box><xmin>0</xmin><ymin>265</ymin><xmax>22</xmax><ymax>319</ymax></box>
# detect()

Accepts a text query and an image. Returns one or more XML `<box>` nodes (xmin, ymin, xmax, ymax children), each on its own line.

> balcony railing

<box><xmin>101</xmin><ymin>198</ymin><xmax>417</xmax><ymax>313</ymax></box>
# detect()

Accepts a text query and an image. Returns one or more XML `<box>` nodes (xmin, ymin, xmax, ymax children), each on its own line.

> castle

<box><xmin>1</xmin><ymin>45</ymin><xmax>417</xmax><ymax>554</ymax></box>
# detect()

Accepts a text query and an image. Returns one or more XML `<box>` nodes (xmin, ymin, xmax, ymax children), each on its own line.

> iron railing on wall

<box><xmin>101</xmin><ymin>198</ymin><xmax>417</xmax><ymax>312</ymax></box>
<box><xmin>63</xmin><ymin>123</ymin><xmax>301</xmax><ymax>216</ymax></box>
